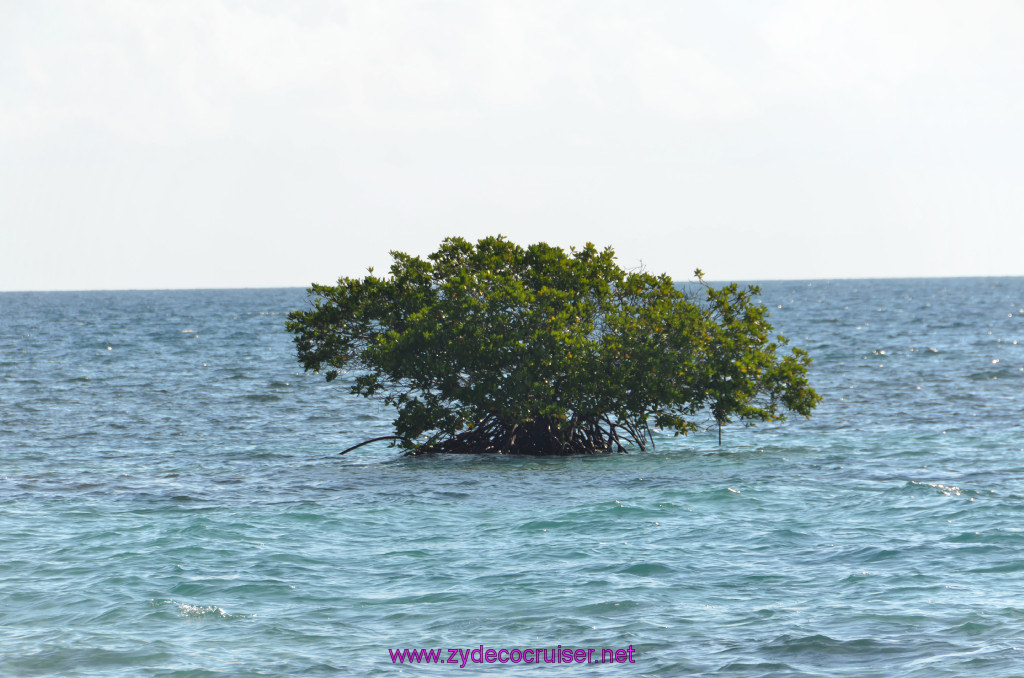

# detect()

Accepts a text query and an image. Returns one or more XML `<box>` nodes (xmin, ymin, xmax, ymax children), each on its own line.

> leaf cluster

<box><xmin>286</xmin><ymin>236</ymin><xmax>821</xmax><ymax>452</ymax></box>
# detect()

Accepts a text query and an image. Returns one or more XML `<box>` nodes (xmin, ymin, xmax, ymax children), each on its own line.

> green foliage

<box><xmin>286</xmin><ymin>236</ymin><xmax>821</xmax><ymax>454</ymax></box>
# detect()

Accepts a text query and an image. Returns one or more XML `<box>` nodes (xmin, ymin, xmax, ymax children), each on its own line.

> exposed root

<box><xmin>402</xmin><ymin>415</ymin><xmax>647</xmax><ymax>456</ymax></box>
<box><xmin>338</xmin><ymin>435</ymin><xmax>411</xmax><ymax>455</ymax></box>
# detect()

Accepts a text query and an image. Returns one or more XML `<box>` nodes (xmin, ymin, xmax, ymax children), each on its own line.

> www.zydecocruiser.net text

<box><xmin>389</xmin><ymin>645</ymin><xmax>636</xmax><ymax>667</ymax></box>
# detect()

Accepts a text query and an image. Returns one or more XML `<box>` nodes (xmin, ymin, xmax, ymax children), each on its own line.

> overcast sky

<box><xmin>2</xmin><ymin>0</ymin><xmax>1023</xmax><ymax>291</ymax></box>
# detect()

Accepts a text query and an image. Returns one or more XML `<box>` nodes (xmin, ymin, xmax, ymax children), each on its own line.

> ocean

<box><xmin>2</xmin><ymin>278</ymin><xmax>1024</xmax><ymax>676</ymax></box>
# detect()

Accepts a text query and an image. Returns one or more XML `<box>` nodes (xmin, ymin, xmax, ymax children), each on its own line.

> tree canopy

<box><xmin>287</xmin><ymin>236</ymin><xmax>821</xmax><ymax>455</ymax></box>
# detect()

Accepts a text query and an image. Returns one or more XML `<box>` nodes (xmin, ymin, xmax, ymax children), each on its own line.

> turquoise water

<box><xmin>2</xmin><ymin>279</ymin><xmax>1024</xmax><ymax>676</ymax></box>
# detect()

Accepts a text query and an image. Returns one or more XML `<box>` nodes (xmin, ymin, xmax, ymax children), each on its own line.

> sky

<box><xmin>2</xmin><ymin>0</ymin><xmax>1023</xmax><ymax>291</ymax></box>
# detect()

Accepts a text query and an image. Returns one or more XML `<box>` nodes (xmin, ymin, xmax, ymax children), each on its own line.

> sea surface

<box><xmin>2</xmin><ymin>278</ymin><xmax>1024</xmax><ymax>676</ymax></box>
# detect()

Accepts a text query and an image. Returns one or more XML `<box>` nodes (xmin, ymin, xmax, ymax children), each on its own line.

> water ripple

<box><xmin>4</xmin><ymin>280</ymin><xmax>1024</xmax><ymax>675</ymax></box>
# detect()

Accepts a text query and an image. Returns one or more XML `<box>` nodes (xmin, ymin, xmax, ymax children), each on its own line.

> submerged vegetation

<box><xmin>287</xmin><ymin>236</ymin><xmax>820</xmax><ymax>455</ymax></box>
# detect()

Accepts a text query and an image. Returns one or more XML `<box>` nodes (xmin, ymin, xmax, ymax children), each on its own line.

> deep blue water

<box><xmin>2</xmin><ymin>278</ymin><xmax>1024</xmax><ymax>676</ymax></box>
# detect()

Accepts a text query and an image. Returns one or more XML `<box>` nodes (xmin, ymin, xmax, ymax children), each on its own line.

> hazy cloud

<box><xmin>2</xmin><ymin>1</ymin><xmax>1022</xmax><ymax>290</ymax></box>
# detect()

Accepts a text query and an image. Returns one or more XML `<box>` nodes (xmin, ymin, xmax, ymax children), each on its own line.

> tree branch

<box><xmin>338</xmin><ymin>435</ymin><xmax>411</xmax><ymax>455</ymax></box>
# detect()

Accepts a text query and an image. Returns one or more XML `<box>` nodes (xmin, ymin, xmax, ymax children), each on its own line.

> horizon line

<box><xmin>2</xmin><ymin>272</ymin><xmax>1023</xmax><ymax>294</ymax></box>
